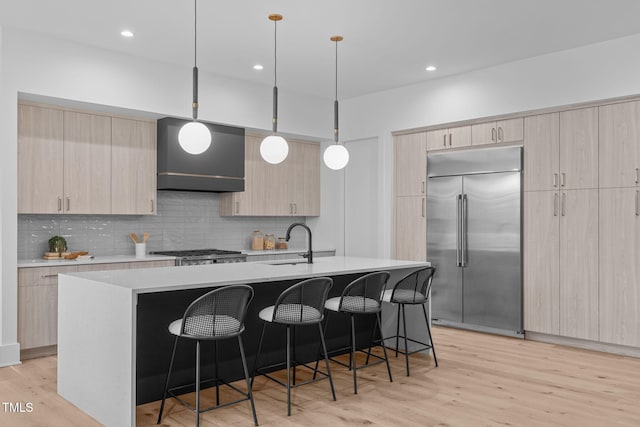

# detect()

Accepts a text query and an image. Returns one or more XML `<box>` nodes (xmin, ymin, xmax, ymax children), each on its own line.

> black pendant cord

<box><xmin>192</xmin><ymin>0</ymin><xmax>199</xmax><ymax>121</ymax></box>
<box><xmin>334</xmin><ymin>39</ymin><xmax>339</xmax><ymax>143</ymax></box>
<box><xmin>272</xmin><ymin>18</ymin><xmax>279</xmax><ymax>134</ymax></box>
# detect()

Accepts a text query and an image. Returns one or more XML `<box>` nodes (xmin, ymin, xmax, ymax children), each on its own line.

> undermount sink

<box><xmin>264</xmin><ymin>260</ymin><xmax>310</xmax><ymax>266</ymax></box>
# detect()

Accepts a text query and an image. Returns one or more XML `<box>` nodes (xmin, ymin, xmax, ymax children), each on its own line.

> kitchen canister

<box><xmin>263</xmin><ymin>234</ymin><xmax>275</xmax><ymax>250</ymax></box>
<box><xmin>135</xmin><ymin>243</ymin><xmax>146</xmax><ymax>258</ymax></box>
<box><xmin>276</xmin><ymin>237</ymin><xmax>288</xmax><ymax>249</ymax></box>
<box><xmin>251</xmin><ymin>230</ymin><xmax>264</xmax><ymax>251</ymax></box>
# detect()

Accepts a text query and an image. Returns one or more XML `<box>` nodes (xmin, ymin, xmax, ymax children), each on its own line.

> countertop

<box><xmin>60</xmin><ymin>256</ymin><xmax>429</xmax><ymax>294</ymax></box>
<box><xmin>241</xmin><ymin>247</ymin><xmax>335</xmax><ymax>256</ymax></box>
<box><xmin>17</xmin><ymin>254</ymin><xmax>176</xmax><ymax>268</ymax></box>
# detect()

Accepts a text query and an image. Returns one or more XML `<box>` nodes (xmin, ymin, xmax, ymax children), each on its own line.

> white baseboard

<box><xmin>0</xmin><ymin>342</ymin><xmax>21</xmax><ymax>367</ymax></box>
<box><xmin>526</xmin><ymin>332</ymin><xmax>640</xmax><ymax>358</ymax></box>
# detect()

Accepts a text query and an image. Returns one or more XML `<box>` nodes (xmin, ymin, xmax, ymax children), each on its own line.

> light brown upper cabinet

<box><xmin>599</xmin><ymin>101</ymin><xmax>640</xmax><ymax>189</ymax></box>
<box><xmin>18</xmin><ymin>104</ymin><xmax>65</xmax><ymax>214</ymax></box>
<box><xmin>18</xmin><ymin>105</ymin><xmax>112</xmax><ymax>214</ymax></box>
<box><xmin>426</xmin><ymin>126</ymin><xmax>471</xmax><ymax>151</ymax></box>
<box><xmin>471</xmin><ymin>118</ymin><xmax>523</xmax><ymax>146</ymax></box>
<box><xmin>18</xmin><ymin>103</ymin><xmax>158</xmax><ymax>215</ymax></box>
<box><xmin>599</xmin><ymin>187</ymin><xmax>640</xmax><ymax>347</ymax></box>
<box><xmin>524</xmin><ymin>108</ymin><xmax>598</xmax><ymax>192</ymax></box>
<box><xmin>394</xmin><ymin>132</ymin><xmax>427</xmax><ymax>196</ymax></box>
<box><xmin>111</xmin><ymin>118</ymin><xmax>157</xmax><ymax>215</ymax></box>
<box><xmin>63</xmin><ymin>111</ymin><xmax>112</xmax><ymax>214</ymax></box>
<box><xmin>220</xmin><ymin>136</ymin><xmax>320</xmax><ymax>217</ymax></box>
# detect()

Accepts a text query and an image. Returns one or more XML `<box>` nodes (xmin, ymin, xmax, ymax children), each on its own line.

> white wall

<box><xmin>337</xmin><ymin>33</ymin><xmax>640</xmax><ymax>260</ymax></box>
<box><xmin>0</xmin><ymin>27</ymin><xmax>332</xmax><ymax>366</ymax></box>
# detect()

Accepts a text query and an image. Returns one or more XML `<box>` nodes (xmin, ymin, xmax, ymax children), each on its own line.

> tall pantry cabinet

<box><xmin>523</xmin><ymin>108</ymin><xmax>599</xmax><ymax>341</ymax></box>
<box><xmin>393</xmin><ymin>132</ymin><xmax>427</xmax><ymax>261</ymax></box>
<box><xmin>598</xmin><ymin>101</ymin><xmax>640</xmax><ymax>347</ymax></box>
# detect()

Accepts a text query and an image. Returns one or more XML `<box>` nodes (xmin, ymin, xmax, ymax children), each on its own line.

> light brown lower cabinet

<box><xmin>18</xmin><ymin>259</ymin><xmax>175</xmax><ymax>359</ymax></box>
<box><xmin>599</xmin><ymin>188</ymin><xmax>640</xmax><ymax>347</ymax></box>
<box><xmin>394</xmin><ymin>196</ymin><xmax>426</xmax><ymax>261</ymax></box>
<box><xmin>524</xmin><ymin>189</ymin><xmax>598</xmax><ymax>340</ymax></box>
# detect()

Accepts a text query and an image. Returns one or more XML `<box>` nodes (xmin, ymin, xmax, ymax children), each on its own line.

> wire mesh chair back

<box><xmin>179</xmin><ymin>284</ymin><xmax>254</xmax><ymax>339</ymax></box>
<box><xmin>338</xmin><ymin>271</ymin><xmax>391</xmax><ymax>313</ymax></box>
<box><xmin>270</xmin><ymin>277</ymin><xmax>333</xmax><ymax>325</ymax></box>
<box><xmin>391</xmin><ymin>267</ymin><xmax>436</xmax><ymax>304</ymax></box>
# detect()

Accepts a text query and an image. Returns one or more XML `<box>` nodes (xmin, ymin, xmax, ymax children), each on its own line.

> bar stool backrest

<box><xmin>391</xmin><ymin>267</ymin><xmax>436</xmax><ymax>304</ymax></box>
<box><xmin>339</xmin><ymin>271</ymin><xmax>391</xmax><ymax>313</ymax></box>
<box><xmin>179</xmin><ymin>285</ymin><xmax>254</xmax><ymax>339</ymax></box>
<box><xmin>271</xmin><ymin>277</ymin><xmax>333</xmax><ymax>324</ymax></box>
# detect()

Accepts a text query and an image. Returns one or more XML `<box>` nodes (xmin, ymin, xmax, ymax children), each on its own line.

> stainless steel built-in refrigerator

<box><xmin>427</xmin><ymin>146</ymin><xmax>523</xmax><ymax>337</ymax></box>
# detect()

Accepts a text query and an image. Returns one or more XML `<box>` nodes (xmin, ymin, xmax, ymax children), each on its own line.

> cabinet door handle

<box><xmin>449</xmin><ymin>133</ymin><xmax>453</xmax><ymax>147</ymax></box>
<box><xmin>635</xmin><ymin>168</ymin><xmax>639</xmax><ymax>184</ymax></box>
<box><xmin>422</xmin><ymin>198</ymin><xmax>425</xmax><ymax>218</ymax></box>
<box><xmin>491</xmin><ymin>127</ymin><xmax>496</xmax><ymax>142</ymax></box>
<box><xmin>58</xmin><ymin>197</ymin><xmax>62</xmax><ymax>212</ymax></box>
<box><xmin>561</xmin><ymin>192</ymin><xmax>566</xmax><ymax>216</ymax></box>
<box><xmin>553</xmin><ymin>173</ymin><xmax>558</xmax><ymax>188</ymax></box>
<box><xmin>42</xmin><ymin>274</ymin><xmax>58</xmax><ymax>278</ymax></box>
<box><xmin>66</xmin><ymin>197</ymin><xmax>70</xmax><ymax>212</ymax></box>
<box><xmin>290</xmin><ymin>203</ymin><xmax>293</xmax><ymax>214</ymax></box>
<box><xmin>561</xmin><ymin>172</ymin><xmax>566</xmax><ymax>187</ymax></box>
<box><xmin>443</xmin><ymin>134</ymin><xmax>447</xmax><ymax>147</ymax></box>
<box><xmin>498</xmin><ymin>126</ymin><xmax>504</xmax><ymax>142</ymax></box>
<box><xmin>150</xmin><ymin>199</ymin><xmax>154</xmax><ymax>213</ymax></box>
<box><xmin>294</xmin><ymin>203</ymin><xmax>297</xmax><ymax>214</ymax></box>
<box><xmin>553</xmin><ymin>193</ymin><xmax>558</xmax><ymax>216</ymax></box>
<box><xmin>235</xmin><ymin>201</ymin><xmax>239</xmax><ymax>214</ymax></box>
<box><xmin>636</xmin><ymin>191</ymin><xmax>639</xmax><ymax>216</ymax></box>
<box><xmin>421</xmin><ymin>181</ymin><xmax>425</xmax><ymax>194</ymax></box>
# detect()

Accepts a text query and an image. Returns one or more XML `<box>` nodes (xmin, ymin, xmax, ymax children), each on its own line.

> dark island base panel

<box><xmin>136</xmin><ymin>273</ymin><xmax>378</xmax><ymax>405</ymax></box>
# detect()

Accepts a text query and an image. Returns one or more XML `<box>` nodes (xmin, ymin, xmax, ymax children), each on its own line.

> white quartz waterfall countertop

<box><xmin>60</xmin><ymin>256</ymin><xmax>430</xmax><ymax>294</ymax></box>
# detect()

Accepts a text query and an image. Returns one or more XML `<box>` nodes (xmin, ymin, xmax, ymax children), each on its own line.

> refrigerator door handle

<box><xmin>456</xmin><ymin>194</ymin><xmax>462</xmax><ymax>267</ymax></box>
<box><xmin>461</xmin><ymin>194</ymin><xmax>468</xmax><ymax>267</ymax></box>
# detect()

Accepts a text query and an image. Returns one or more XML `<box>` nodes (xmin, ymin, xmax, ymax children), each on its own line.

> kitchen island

<box><xmin>57</xmin><ymin>256</ymin><xmax>429</xmax><ymax>426</ymax></box>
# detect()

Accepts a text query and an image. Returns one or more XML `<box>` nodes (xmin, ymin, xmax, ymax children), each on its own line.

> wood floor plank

<box><xmin>1</xmin><ymin>327</ymin><xmax>639</xmax><ymax>426</ymax></box>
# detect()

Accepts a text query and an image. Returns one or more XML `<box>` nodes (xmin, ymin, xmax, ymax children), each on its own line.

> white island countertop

<box><xmin>61</xmin><ymin>256</ymin><xmax>429</xmax><ymax>294</ymax></box>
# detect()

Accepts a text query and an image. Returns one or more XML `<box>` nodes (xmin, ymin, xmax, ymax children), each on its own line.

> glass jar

<box><xmin>251</xmin><ymin>230</ymin><xmax>264</xmax><ymax>251</ymax></box>
<box><xmin>264</xmin><ymin>234</ymin><xmax>275</xmax><ymax>250</ymax></box>
<box><xmin>275</xmin><ymin>237</ymin><xmax>288</xmax><ymax>250</ymax></box>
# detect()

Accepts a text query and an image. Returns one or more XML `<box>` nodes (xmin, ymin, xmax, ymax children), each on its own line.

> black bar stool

<box><xmin>319</xmin><ymin>271</ymin><xmax>393</xmax><ymax>394</ymax></box>
<box><xmin>251</xmin><ymin>277</ymin><xmax>336</xmax><ymax>416</ymax></box>
<box><xmin>157</xmin><ymin>284</ymin><xmax>258</xmax><ymax>426</ymax></box>
<box><xmin>382</xmin><ymin>266</ymin><xmax>438</xmax><ymax>376</ymax></box>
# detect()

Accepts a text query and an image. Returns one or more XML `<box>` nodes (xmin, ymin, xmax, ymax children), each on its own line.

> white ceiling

<box><xmin>2</xmin><ymin>0</ymin><xmax>640</xmax><ymax>100</ymax></box>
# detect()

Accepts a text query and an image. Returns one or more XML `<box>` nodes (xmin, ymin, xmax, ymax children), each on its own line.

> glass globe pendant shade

<box><xmin>178</xmin><ymin>121</ymin><xmax>211</xmax><ymax>155</ymax></box>
<box><xmin>323</xmin><ymin>144</ymin><xmax>349</xmax><ymax>170</ymax></box>
<box><xmin>260</xmin><ymin>135</ymin><xmax>289</xmax><ymax>164</ymax></box>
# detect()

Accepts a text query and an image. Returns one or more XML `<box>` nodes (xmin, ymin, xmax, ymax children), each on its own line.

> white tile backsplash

<box><xmin>17</xmin><ymin>191</ymin><xmax>306</xmax><ymax>259</ymax></box>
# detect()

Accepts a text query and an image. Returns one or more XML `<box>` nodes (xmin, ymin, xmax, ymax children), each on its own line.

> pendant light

<box><xmin>323</xmin><ymin>36</ymin><xmax>349</xmax><ymax>170</ymax></box>
<box><xmin>260</xmin><ymin>14</ymin><xmax>289</xmax><ymax>164</ymax></box>
<box><xmin>178</xmin><ymin>0</ymin><xmax>211</xmax><ymax>155</ymax></box>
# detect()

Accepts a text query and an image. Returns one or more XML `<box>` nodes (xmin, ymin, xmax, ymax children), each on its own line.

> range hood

<box><xmin>157</xmin><ymin>117</ymin><xmax>245</xmax><ymax>192</ymax></box>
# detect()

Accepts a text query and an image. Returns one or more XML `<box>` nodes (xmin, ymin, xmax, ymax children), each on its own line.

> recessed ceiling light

<box><xmin>120</xmin><ymin>30</ymin><xmax>134</xmax><ymax>38</ymax></box>
<box><xmin>426</xmin><ymin>65</ymin><xmax>437</xmax><ymax>71</ymax></box>
<box><xmin>253</xmin><ymin>64</ymin><xmax>264</xmax><ymax>70</ymax></box>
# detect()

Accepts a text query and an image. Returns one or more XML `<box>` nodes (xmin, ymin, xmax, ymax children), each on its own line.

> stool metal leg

<box><xmin>422</xmin><ymin>304</ymin><xmax>438</xmax><ymax>367</ymax></box>
<box><xmin>377</xmin><ymin>312</ymin><xmax>393</xmax><ymax>383</ymax></box>
<box><xmin>214</xmin><ymin>340</ymin><xmax>220</xmax><ymax>406</ymax></box>
<box><xmin>317</xmin><ymin>322</ymin><xmax>336</xmax><ymax>401</ymax></box>
<box><xmin>402</xmin><ymin>304</ymin><xmax>410</xmax><ymax>376</ymax></box>
<box><xmin>312</xmin><ymin>312</ymin><xmax>330</xmax><ymax>380</ymax></box>
<box><xmin>157</xmin><ymin>335</ymin><xmax>178</xmax><ymax>424</ymax></box>
<box><xmin>292</xmin><ymin>325</ymin><xmax>297</xmax><ymax>386</ymax></box>
<box><xmin>238</xmin><ymin>335</ymin><xmax>259</xmax><ymax>426</ymax></box>
<box><xmin>286</xmin><ymin>325</ymin><xmax>292</xmax><ymax>416</ymax></box>
<box><xmin>251</xmin><ymin>321</ymin><xmax>267</xmax><ymax>387</ymax></box>
<box><xmin>364</xmin><ymin>315</ymin><xmax>377</xmax><ymax>365</ymax></box>
<box><xmin>350</xmin><ymin>314</ymin><xmax>358</xmax><ymax>394</ymax></box>
<box><xmin>195</xmin><ymin>340</ymin><xmax>201</xmax><ymax>427</ymax></box>
<box><xmin>395</xmin><ymin>303</ymin><xmax>401</xmax><ymax>357</ymax></box>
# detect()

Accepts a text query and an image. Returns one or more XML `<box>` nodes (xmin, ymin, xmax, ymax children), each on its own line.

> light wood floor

<box><xmin>1</xmin><ymin>327</ymin><xmax>639</xmax><ymax>426</ymax></box>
